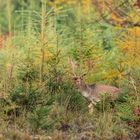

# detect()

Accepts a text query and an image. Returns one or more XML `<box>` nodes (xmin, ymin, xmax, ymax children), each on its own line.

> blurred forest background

<box><xmin>0</xmin><ymin>0</ymin><xmax>140</xmax><ymax>139</ymax></box>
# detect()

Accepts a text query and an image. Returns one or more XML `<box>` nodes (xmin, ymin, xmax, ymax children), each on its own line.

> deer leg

<box><xmin>92</xmin><ymin>100</ymin><xmax>97</xmax><ymax>105</ymax></box>
<box><xmin>88</xmin><ymin>100</ymin><xmax>99</xmax><ymax>114</ymax></box>
<box><xmin>88</xmin><ymin>102</ymin><xmax>94</xmax><ymax>114</ymax></box>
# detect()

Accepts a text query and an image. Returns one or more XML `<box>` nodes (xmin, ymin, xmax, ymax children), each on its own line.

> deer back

<box><xmin>88</xmin><ymin>84</ymin><xmax>120</xmax><ymax>100</ymax></box>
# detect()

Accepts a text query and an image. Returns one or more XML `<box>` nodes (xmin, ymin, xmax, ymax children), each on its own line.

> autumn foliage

<box><xmin>0</xmin><ymin>0</ymin><xmax>140</xmax><ymax>139</ymax></box>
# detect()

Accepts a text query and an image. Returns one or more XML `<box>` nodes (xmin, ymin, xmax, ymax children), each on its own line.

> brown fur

<box><xmin>72</xmin><ymin>76</ymin><xmax>120</xmax><ymax>113</ymax></box>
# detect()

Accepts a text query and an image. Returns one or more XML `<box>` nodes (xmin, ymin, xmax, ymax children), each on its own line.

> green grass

<box><xmin>0</xmin><ymin>0</ymin><xmax>140</xmax><ymax>140</ymax></box>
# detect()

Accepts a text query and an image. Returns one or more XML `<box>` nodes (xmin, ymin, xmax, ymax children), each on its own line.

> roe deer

<box><xmin>69</xmin><ymin>58</ymin><xmax>120</xmax><ymax>113</ymax></box>
<box><xmin>72</xmin><ymin>74</ymin><xmax>120</xmax><ymax>113</ymax></box>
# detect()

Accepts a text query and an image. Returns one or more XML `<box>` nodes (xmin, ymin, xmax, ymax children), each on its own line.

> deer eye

<box><xmin>72</xmin><ymin>77</ymin><xmax>77</xmax><ymax>80</ymax></box>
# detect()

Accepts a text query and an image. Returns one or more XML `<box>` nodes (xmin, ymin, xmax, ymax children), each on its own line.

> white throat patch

<box><xmin>82</xmin><ymin>91</ymin><xmax>89</xmax><ymax>98</ymax></box>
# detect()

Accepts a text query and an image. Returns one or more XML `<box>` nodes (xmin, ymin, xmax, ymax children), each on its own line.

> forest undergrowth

<box><xmin>0</xmin><ymin>0</ymin><xmax>140</xmax><ymax>140</ymax></box>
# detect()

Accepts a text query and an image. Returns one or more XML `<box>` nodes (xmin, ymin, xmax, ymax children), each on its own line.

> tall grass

<box><xmin>0</xmin><ymin>0</ymin><xmax>140</xmax><ymax>139</ymax></box>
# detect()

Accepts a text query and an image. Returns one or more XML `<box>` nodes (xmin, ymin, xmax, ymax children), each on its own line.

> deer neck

<box><xmin>78</xmin><ymin>81</ymin><xmax>88</xmax><ymax>92</ymax></box>
<box><xmin>78</xmin><ymin>81</ymin><xmax>92</xmax><ymax>99</ymax></box>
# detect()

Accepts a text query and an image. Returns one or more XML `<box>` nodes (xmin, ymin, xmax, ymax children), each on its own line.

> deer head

<box><xmin>68</xmin><ymin>57</ymin><xmax>91</xmax><ymax>89</ymax></box>
<box><xmin>72</xmin><ymin>74</ymin><xmax>87</xmax><ymax>88</ymax></box>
